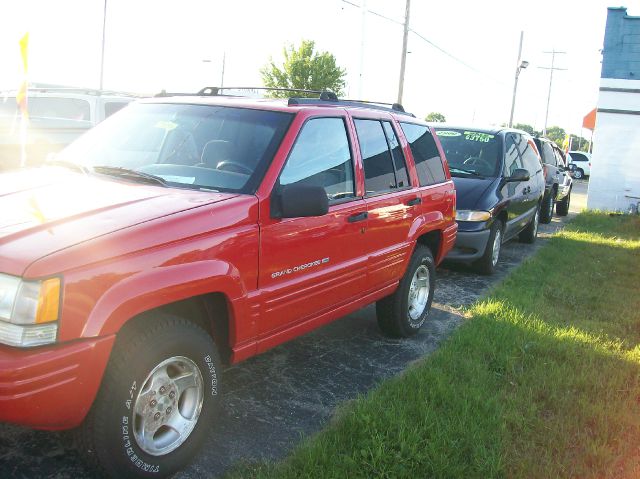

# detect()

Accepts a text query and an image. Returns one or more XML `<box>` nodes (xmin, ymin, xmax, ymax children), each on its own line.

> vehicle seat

<box><xmin>198</xmin><ymin>140</ymin><xmax>231</xmax><ymax>168</ymax></box>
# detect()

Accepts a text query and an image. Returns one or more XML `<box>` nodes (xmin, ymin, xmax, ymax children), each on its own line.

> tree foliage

<box><xmin>545</xmin><ymin>126</ymin><xmax>566</xmax><ymax>148</ymax></box>
<box><xmin>261</xmin><ymin>40</ymin><xmax>346</xmax><ymax>98</ymax></box>
<box><xmin>425</xmin><ymin>112</ymin><xmax>446</xmax><ymax>122</ymax></box>
<box><xmin>513</xmin><ymin>123</ymin><xmax>538</xmax><ymax>136</ymax></box>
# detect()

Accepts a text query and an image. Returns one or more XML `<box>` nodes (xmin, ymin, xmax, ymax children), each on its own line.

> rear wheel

<box><xmin>573</xmin><ymin>168</ymin><xmax>584</xmax><ymax>179</ymax></box>
<box><xmin>376</xmin><ymin>245</ymin><xmax>435</xmax><ymax>338</ymax></box>
<box><xmin>540</xmin><ymin>191</ymin><xmax>554</xmax><ymax>224</ymax></box>
<box><xmin>519</xmin><ymin>206</ymin><xmax>540</xmax><ymax>244</ymax></box>
<box><xmin>473</xmin><ymin>220</ymin><xmax>503</xmax><ymax>275</ymax></box>
<box><xmin>556</xmin><ymin>190</ymin><xmax>571</xmax><ymax>216</ymax></box>
<box><xmin>76</xmin><ymin>313</ymin><xmax>221</xmax><ymax>478</ymax></box>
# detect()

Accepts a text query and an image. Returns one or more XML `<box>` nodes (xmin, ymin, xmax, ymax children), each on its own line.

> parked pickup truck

<box><xmin>0</xmin><ymin>87</ymin><xmax>135</xmax><ymax>170</ymax></box>
<box><xmin>0</xmin><ymin>90</ymin><xmax>457</xmax><ymax>478</ymax></box>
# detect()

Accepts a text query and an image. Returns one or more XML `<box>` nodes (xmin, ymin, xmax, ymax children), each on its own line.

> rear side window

<box><xmin>279</xmin><ymin>117</ymin><xmax>355</xmax><ymax>202</ymax></box>
<box><xmin>570</xmin><ymin>152</ymin><xmax>588</xmax><ymax>162</ymax></box>
<box><xmin>381</xmin><ymin>122</ymin><xmax>409</xmax><ymax>188</ymax></box>
<box><xmin>354</xmin><ymin>119</ymin><xmax>397</xmax><ymax>194</ymax></box>
<box><xmin>401</xmin><ymin>122</ymin><xmax>446</xmax><ymax>185</ymax></box>
<box><xmin>29</xmin><ymin>97</ymin><xmax>91</xmax><ymax>121</ymax></box>
<box><xmin>104</xmin><ymin>101</ymin><xmax>129</xmax><ymax>118</ymax></box>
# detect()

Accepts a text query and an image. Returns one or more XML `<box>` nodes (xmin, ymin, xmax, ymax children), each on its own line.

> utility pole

<box><xmin>397</xmin><ymin>0</ymin><xmax>410</xmax><ymax>104</ymax></box>
<box><xmin>99</xmin><ymin>0</ymin><xmax>107</xmax><ymax>91</ymax></box>
<box><xmin>508</xmin><ymin>31</ymin><xmax>528</xmax><ymax>127</ymax></box>
<box><xmin>358</xmin><ymin>0</ymin><xmax>367</xmax><ymax>98</ymax></box>
<box><xmin>539</xmin><ymin>49</ymin><xmax>567</xmax><ymax>136</ymax></box>
<box><xmin>220</xmin><ymin>52</ymin><xmax>226</xmax><ymax>88</ymax></box>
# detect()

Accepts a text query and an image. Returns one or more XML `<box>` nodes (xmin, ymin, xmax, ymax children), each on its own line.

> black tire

<box><xmin>573</xmin><ymin>168</ymin><xmax>584</xmax><ymax>179</ymax></box>
<box><xmin>519</xmin><ymin>205</ymin><xmax>540</xmax><ymax>244</ymax></box>
<box><xmin>472</xmin><ymin>220</ymin><xmax>503</xmax><ymax>275</ymax></box>
<box><xmin>376</xmin><ymin>245</ymin><xmax>435</xmax><ymax>338</ymax></box>
<box><xmin>76</xmin><ymin>313</ymin><xmax>221</xmax><ymax>479</ymax></box>
<box><xmin>556</xmin><ymin>190</ymin><xmax>570</xmax><ymax>216</ymax></box>
<box><xmin>540</xmin><ymin>191</ymin><xmax>554</xmax><ymax>224</ymax></box>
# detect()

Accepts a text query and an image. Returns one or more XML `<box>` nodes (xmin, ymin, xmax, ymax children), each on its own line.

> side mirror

<box><xmin>505</xmin><ymin>168</ymin><xmax>530</xmax><ymax>183</ymax></box>
<box><xmin>271</xmin><ymin>184</ymin><xmax>329</xmax><ymax>218</ymax></box>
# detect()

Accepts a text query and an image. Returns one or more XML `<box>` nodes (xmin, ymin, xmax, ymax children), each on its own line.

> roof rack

<box><xmin>155</xmin><ymin>86</ymin><xmax>413</xmax><ymax>116</ymax></box>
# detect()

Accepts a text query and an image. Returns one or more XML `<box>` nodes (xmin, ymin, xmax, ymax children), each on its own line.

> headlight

<box><xmin>0</xmin><ymin>274</ymin><xmax>60</xmax><ymax>347</ymax></box>
<box><xmin>455</xmin><ymin>210</ymin><xmax>492</xmax><ymax>222</ymax></box>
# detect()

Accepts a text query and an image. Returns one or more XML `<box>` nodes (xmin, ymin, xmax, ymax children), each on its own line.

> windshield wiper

<box><xmin>449</xmin><ymin>166</ymin><xmax>484</xmax><ymax>178</ymax></box>
<box><xmin>92</xmin><ymin>166</ymin><xmax>168</xmax><ymax>187</ymax></box>
<box><xmin>46</xmin><ymin>159</ymin><xmax>90</xmax><ymax>174</ymax></box>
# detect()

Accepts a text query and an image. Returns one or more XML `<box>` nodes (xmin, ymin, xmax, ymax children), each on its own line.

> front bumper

<box><xmin>445</xmin><ymin>227</ymin><xmax>491</xmax><ymax>262</ymax></box>
<box><xmin>0</xmin><ymin>335</ymin><xmax>115</xmax><ymax>430</ymax></box>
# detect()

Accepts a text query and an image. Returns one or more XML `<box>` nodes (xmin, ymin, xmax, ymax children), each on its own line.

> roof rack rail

<box><xmin>154</xmin><ymin>86</ymin><xmax>413</xmax><ymax>116</ymax></box>
<box><xmin>288</xmin><ymin>96</ymin><xmax>413</xmax><ymax>117</ymax></box>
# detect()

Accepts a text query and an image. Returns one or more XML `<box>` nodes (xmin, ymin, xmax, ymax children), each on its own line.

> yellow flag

<box><xmin>16</xmin><ymin>33</ymin><xmax>29</xmax><ymax>121</ymax></box>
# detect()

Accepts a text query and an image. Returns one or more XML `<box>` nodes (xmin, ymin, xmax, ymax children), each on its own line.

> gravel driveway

<box><xmin>0</xmin><ymin>181</ymin><xmax>588</xmax><ymax>479</ymax></box>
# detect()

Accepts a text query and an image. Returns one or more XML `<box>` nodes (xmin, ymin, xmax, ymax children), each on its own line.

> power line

<box><xmin>340</xmin><ymin>0</ymin><xmax>504</xmax><ymax>86</ymax></box>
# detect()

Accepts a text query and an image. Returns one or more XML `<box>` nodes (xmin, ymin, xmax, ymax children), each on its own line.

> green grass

<box><xmin>227</xmin><ymin>212</ymin><xmax>640</xmax><ymax>479</ymax></box>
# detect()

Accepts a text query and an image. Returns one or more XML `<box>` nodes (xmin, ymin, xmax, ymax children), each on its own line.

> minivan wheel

<box><xmin>519</xmin><ymin>206</ymin><xmax>539</xmax><ymax>244</ymax></box>
<box><xmin>473</xmin><ymin>220</ymin><xmax>503</xmax><ymax>275</ymax></box>
<box><xmin>556</xmin><ymin>190</ymin><xmax>570</xmax><ymax>216</ymax></box>
<box><xmin>76</xmin><ymin>313</ymin><xmax>221</xmax><ymax>478</ymax></box>
<box><xmin>376</xmin><ymin>245</ymin><xmax>435</xmax><ymax>338</ymax></box>
<box><xmin>540</xmin><ymin>192</ymin><xmax>554</xmax><ymax>224</ymax></box>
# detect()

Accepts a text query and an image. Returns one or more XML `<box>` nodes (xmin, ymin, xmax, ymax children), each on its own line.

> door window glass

<box><xmin>381</xmin><ymin>121</ymin><xmax>409</xmax><ymax>188</ymax></box>
<box><xmin>354</xmin><ymin>119</ymin><xmax>397</xmax><ymax>194</ymax></box>
<box><xmin>517</xmin><ymin>135</ymin><xmax>542</xmax><ymax>174</ymax></box>
<box><xmin>279</xmin><ymin>117</ymin><xmax>355</xmax><ymax>202</ymax></box>
<box><xmin>401</xmin><ymin>122</ymin><xmax>447</xmax><ymax>185</ymax></box>
<box><xmin>541</xmin><ymin>142</ymin><xmax>557</xmax><ymax>166</ymax></box>
<box><xmin>504</xmin><ymin>134</ymin><xmax>523</xmax><ymax>176</ymax></box>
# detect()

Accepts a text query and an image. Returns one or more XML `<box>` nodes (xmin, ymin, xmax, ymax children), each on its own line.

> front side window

<box><xmin>401</xmin><ymin>122</ymin><xmax>446</xmax><ymax>185</ymax></box>
<box><xmin>504</xmin><ymin>133</ymin><xmax>523</xmax><ymax>176</ymax></box>
<box><xmin>435</xmin><ymin>129</ymin><xmax>501</xmax><ymax>177</ymax></box>
<box><xmin>541</xmin><ymin>141</ymin><xmax>557</xmax><ymax>167</ymax></box>
<box><xmin>279</xmin><ymin>117</ymin><xmax>355</xmax><ymax>202</ymax></box>
<box><xmin>57</xmin><ymin>102</ymin><xmax>293</xmax><ymax>193</ymax></box>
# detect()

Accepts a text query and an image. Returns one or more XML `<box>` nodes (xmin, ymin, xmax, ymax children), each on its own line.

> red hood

<box><xmin>0</xmin><ymin>168</ymin><xmax>238</xmax><ymax>276</ymax></box>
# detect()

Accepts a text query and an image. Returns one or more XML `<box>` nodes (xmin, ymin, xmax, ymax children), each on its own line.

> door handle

<box><xmin>348</xmin><ymin>211</ymin><xmax>368</xmax><ymax>223</ymax></box>
<box><xmin>406</xmin><ymin>197</ymin><xmax>422</xmax><ymax>206</ymax></box>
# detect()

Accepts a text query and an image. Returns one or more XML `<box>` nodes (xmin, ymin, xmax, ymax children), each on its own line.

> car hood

<box><xmin>0</xmin><ymin>168</ymin><xmax>238</xmax><ymax>276</ymax></box>
<box><xmin>451</xmin><ymin>176</ymin><xmax>498</xmax><ymax>210</ymax></box>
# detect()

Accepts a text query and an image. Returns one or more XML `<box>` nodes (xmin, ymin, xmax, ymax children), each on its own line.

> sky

<box><xmin>1</xmin><ymin>0</ymin><xmax>639</xmax><ymax>136</ymax></box>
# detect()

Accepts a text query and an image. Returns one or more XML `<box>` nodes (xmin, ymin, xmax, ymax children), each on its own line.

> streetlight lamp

<box><xmin>508</xmin><ymin>31</ymin><xmax>528</xmax><ymax>128</ymax></box>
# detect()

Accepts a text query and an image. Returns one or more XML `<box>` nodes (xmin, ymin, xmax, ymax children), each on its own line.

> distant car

<box><xmin>0</xmin><ymin>86</ymin><xmax>137</xmax><ymax>170</ymax></box>
<box><xmin>534</xmin><ymin>137</ymin><xmax>573</xmax><ymax>221</ymax></box>
<box><xmin>567</xmin><ymin>151</ymin><xmax>591</xmax><ymax>179</ymax></box>
<box><xmin>433</xmin><ymin>126</ymin><xmax>545</xmax><ymax>275</ymax></box>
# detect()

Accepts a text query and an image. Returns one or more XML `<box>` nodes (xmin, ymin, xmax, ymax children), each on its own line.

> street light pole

<box><xmin>508</xmin><ymin>31</ymin><xmax>526</xmax><ymax>128</ymax></box>
<box><xmin>539</xmin><ymin>49</ymin><xmax>567</xmax><ymax>136</ymax></box>
<box><xmin>396</xmin><ymin>0</ymin><xmax>410</xmax><ymax>104</ymax></box>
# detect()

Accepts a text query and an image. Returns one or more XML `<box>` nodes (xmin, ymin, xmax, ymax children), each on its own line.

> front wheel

<box><xmin>540</xmin><ymin>191</ymin><xmax>554</xmax><ymax>224</ymax></box>
<box><xmin>76</xmin><ymin>313</ymin><xmax>221</xmax><ymax>478</ymax></box>
<box><xmin>519</xmin><ymin>206</ymin><xmax>540</xmax><ymax>244</ymax></box>
<box><xmin>376</xmin><ymin>245</ymin><xmax>435</xmax><ymax>338</ymax></box>
<box><xmin>556</xmin><ymin>191</ymin><xmax>570</xmax><ymax>216</ymax></box>
<box><xmin>473</xmin><ymin>220</ymin><xmax>503</xmax><ymax>275</ymax></box>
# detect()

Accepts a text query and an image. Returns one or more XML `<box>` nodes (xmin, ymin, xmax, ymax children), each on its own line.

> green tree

<box><xmin>545</xmin><ymin>126</ymin><xmax>566</xmax><ymax>148</ymax></box>
<box><xmin>513</xmin><ymin>123</ymin><xmax>536</xmax><ymax>135</ymax></box>
<box><xmin>425</xmin><ymin>112</ymin><xmax>446</xmax><ymax>122</ymax></box>
<box><xmin>261</xmin><ymin>40</ymin><xmax>346</xmax><ymax>98</ymax></box>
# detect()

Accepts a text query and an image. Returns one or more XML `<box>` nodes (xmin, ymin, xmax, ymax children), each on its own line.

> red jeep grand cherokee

<box><xmin>0</xmin><ymin>89</ymin><xmax>456</xmax><ymax>477</ymax></box>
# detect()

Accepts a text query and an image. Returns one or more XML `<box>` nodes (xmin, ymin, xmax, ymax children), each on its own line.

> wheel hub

<box><xmin>408</xmin><ymin>265</ymin><xmax>430</xmax><ymax>323</ymax></box>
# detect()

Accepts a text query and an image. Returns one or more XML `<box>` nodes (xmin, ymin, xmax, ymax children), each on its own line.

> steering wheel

<box><xmin>463</xmin><ymin>156</ymin><xmax>492</xmax><ymax>172</ymax></box>
<box><xmin>215</xmin><ymin>161</ymin><xmax>253</xmax><ymax>175</ymax></box>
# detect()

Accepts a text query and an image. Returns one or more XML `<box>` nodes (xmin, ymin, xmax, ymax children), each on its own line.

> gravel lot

<box><xmin>0</xmin><ymin>180</ymin><xmax>588</xmax><ymax>479</ymax></box>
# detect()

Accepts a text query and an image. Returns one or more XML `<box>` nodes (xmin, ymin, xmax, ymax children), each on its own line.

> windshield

<box><xmin>57</xmin><ymin>102</ymin><xmax>293</xmax><ymax>193</ymax></box>
<box><xmin>435</xmin><ymin>129</ymin><xmax>501</xmax><ymax>177</ymax></box>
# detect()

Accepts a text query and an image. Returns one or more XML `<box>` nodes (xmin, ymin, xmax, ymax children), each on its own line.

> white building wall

<box><xmin>587</xmin><ymin>78</ymin><xmax>640</xmax><ymax>211</ymax></box>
